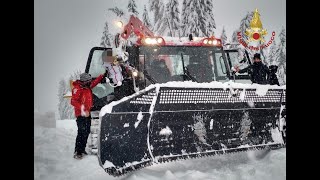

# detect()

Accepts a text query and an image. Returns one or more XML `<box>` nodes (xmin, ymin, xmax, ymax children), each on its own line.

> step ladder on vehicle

<box><xmin>88</xmin><ymin>110</ymin><xmax>100</xmax><ymax>154</ymax></box>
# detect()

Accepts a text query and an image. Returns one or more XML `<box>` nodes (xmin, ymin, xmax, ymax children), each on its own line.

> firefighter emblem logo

<box><xmin>245</xmin><ymin>9</ymin><xmax>267</xmax><ymax>42</ymax></box>
<box><xmin>237</xmin><ymin>8</ymin><xmax>275</xmax><ymax>51</ymax></box>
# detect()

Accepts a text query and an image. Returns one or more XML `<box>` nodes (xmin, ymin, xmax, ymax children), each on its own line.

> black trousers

<box><xmin>74</xmin><ymin>116</ymin><xmax>91</xmax><ymax>153</ymax></box>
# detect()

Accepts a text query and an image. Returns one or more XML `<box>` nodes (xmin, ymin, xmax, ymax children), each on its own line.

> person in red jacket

<box><xmin>71</xmin><ymin>72</ymin><xmax>104</xmax><ymax>159</ymax></box>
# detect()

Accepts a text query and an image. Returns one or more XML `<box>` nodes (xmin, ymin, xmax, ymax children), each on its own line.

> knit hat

<box><xmin>79</xmin><ymin>73</ymin><xmax>92</xmax><ymax>82</ymax></box>
<box><xmin>253</xmin><ymin>53</ymin><xmax>261</xmax><ymax>60</ymax></box>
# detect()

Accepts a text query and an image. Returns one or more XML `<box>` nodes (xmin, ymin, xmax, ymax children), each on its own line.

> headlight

<box><xmin>116</xmin><ymin>21</ymin><xmax>123</xmax><ymax>28</ymax></box>
<box><xmin>145</xmin><ymin>38</ymin><xmax>151</xmax><ymax>44</ymax></box>
<box><xmin>203</xmin><ymin>39</ymin><xmax>208</xmax><ymax>44</ymax></box>
<box><xmin>212</xmin><ymin>39</ymin><xmax>218</xmax><ymax>45</ymax></box>
<box><xmin>150</xmin><ymin>38</ymin><xmax>157</xmax><ymax>44</ymax></box>
<box><xmin>132</xmin><ymin>70</ymin><xmax>138</xmax><ymax>77</ymax></box>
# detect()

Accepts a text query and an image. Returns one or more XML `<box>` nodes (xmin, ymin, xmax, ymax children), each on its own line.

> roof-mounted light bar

<box><xmin>202</xmin><ymin>37</ymin><xmax>222</xmax><ymax>46</ymax></box>
<box><xmin>141</xmin><ymin>37</ymin><xmax>165</xmax><ymax>46</ymax></box>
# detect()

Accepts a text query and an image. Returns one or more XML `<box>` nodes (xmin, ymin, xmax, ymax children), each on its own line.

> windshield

<box><xmin>139</xmin><ymin>46</ymin><xmax>229</xmax><ymax>85</ymax></box>
<box><xmin>226</xmin><ymin>50</ymin><xmax>250</xmax><ymax>75</ymax></box>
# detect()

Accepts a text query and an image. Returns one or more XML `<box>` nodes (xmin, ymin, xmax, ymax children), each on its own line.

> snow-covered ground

<box><xmin>34</xmin><ymin>113</ymin><xmax>286</xmax><ymax>180</ymax></box>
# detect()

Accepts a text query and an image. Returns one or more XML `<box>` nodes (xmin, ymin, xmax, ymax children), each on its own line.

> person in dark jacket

<box><xmin>234</xmin><ymin>53</ymin><xmax>270</xmax><ymax>84</ymax></box>
<box><xmin>71</xmin><ymin>72</ymin><xmax>104</xmax><ymax>159</ymax></box>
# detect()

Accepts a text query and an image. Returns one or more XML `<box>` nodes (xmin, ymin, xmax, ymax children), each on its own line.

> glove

<box><xmin>84</xmin><ymin>111</ymin><xmax>90</xmax><ymax>117</ymax></box>
<box><xmin>116</xmin><ymin>81</ymin><xmax>122</xmax><ymax>86</ymax></box>
<box><xmin>231</xmin><ymin>66</ymin><xmax>239</xmax><ymax>72</ymax></box>
<box><xmin>105</xmin><ymin>77</ymin><xmax>110</xmax><ymax>83</ymax></box>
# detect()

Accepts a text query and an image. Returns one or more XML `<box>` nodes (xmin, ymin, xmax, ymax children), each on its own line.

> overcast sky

<box><xmin>34</xmin><ymin>0</ymin><xmax>285</xmax><ymax>115</ymax></box>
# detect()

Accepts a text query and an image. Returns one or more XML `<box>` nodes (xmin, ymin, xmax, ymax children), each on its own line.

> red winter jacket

<box><xmin>71</xmin><ymin>74</ymin><xmax>104</xmax><ymax>117</ymax></box>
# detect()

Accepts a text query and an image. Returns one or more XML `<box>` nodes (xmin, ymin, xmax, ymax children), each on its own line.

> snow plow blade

<box><xmin>98</xmin><ymin>83</ymin><xmax>286</xmax><ymax>176</ymax></box>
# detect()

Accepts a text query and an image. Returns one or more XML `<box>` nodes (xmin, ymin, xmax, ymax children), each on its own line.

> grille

<box><xmin>159</xmin><ymin>89</ymin><xmax>285</xmax><ymax>104</ymax></box>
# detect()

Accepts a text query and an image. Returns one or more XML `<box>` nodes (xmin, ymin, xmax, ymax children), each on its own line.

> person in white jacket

<box><xmin>101</xmin><ymin>49</ymin><xmax>134</xmax><ymax>87</ymax></box>
<box><xmin>102</xmin><ymin>49</ymin><xmax>124</xmax><ymax>87</ymax></box>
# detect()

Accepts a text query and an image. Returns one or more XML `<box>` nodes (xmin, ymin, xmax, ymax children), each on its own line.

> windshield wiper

<box><xmin>143</xmin><ymin>69</ymin><xmax>157</xmax><ymax>84</ymax></box>
<box><xmin>181</xmin><ymin>53</ymin><xmax>198</xmax><ymax>83</ymax></box>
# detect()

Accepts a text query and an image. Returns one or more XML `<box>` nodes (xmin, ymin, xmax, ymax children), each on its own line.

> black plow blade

<box><xmin>98</xmin><ymin>85</ymin><xmax>286</xmax><ymax>176</ymax></box>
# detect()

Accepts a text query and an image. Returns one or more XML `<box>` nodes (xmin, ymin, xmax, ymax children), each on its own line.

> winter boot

<box><xmin>73</xmin><ymin>151</ymin><xmax>83</xmax><ymax>159</ymax></box>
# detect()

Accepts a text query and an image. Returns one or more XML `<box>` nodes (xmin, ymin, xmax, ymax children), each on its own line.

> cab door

<box><xmin>85</xmin><ymin>47</ymin><xmax>114</xmax><ymax>109</ymax></box>
<box><xmin>224</xmin><ymin>49</ymin><xmax>252</xmax><ymax>83</ymax></box>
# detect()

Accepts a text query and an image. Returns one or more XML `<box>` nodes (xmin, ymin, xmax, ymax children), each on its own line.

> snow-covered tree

<box><xmin>142</xmin><ymin>5</ymin><xmax>152</xmax><ymax>29</ymax></box>
<box><xmin>181</xmin><ymin>0</ymin><xmax>214</xmax><ymax>37</ymax></box>
<box><xmin>239</xmin><ymin>11</ymin><xmax>253</xmax><ymax>43</ymax></box>
<box><xmin>230</xmin><ymin>30</ymin><xmax>239</xmax><ymax>49</ymax></box>
<box><xmin>57</xmin><ymin>76</ymin><xmax>75</xmax><ymax>120</ymax></box>
<box><xmin>108</xmin><ymin>7</ymin><xmax>124</xmax><ymax>17</ymax></box>
<box><xmin>69</xmin><ymin>69</ymin><xmax>81</xmax><ymax>81</ymax></box>
<box><xmin>266</xmin><ymin>40</ymin><xmax>278</xmax><ymax>66</ymax></box>
<box><xmin>279</xmin><ymin>27</ymin><xmax>286</xmax><ymax>48</ymax></box>
<box><xmin>153</xmin><ymin>1</ymin><xmax>168</xmax><ymax>36</ymax></box>
<box><xmin>181</xmin><ymin>0</ymin><xmax>188</xmax><ymax>32</ymax></box>
<box><xmin>100</xmin><ymin>22</ymin><xmax>112</xmax><ymax>48</ymax></box>
<box><xmin>149</xmin><ymin>0</ymin><xmax>161</xmax><ymax>26</ymax></box>
<box><xmin>166</xmin><ymin>0</ymin><xmax>180</xmax><ymax>37</ymax></box>
<box><xmin>128</xmin><ymin>0</ymin><xmax>139</xmax><ymax>16</ymax></box>
<box><xmin>221</xmin><ymin>27</ymin><xmax>228</xmax><ymax>48</ymax></box>
<box><xmin>204</xmin><ymin>0</ymin><xmax>216</xmax><ymax>36</ymax></box>
<box><xmin>58</xmin><ymin>79</ymin><xmax>68</xmax><ymax>119</ymax></box>
<box><xmin>181</xmin><ymin>0</ymin><xmax>202</xmax><ymax>36</ymax></box>
<box><xmin>230</xmin><ymin>12</ymin><xmax>253</xmax><ymax>50</ymax></box>
<box><xmin>276</xmin><ymin>27</ymin><xmax>286</xmax><ymax>85</ymax></box>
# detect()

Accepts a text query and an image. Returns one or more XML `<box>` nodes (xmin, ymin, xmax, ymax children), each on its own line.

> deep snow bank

<box><xmin>34</xmin><ymin>114</ymin><xmax>285</xmax><ymax>180</ymax></box>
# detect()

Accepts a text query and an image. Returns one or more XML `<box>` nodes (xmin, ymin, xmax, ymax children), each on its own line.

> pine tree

<box><xmin>279</xmin><ymin>27</ymin><xmax>286</xmax><ymax>48</ymax></box>
<box><xmin>128</xmin><ymin>0</ymin><xmax>139</xmax><ymax>16</ymax></box>
<box><xmin>108</xmin><ymin>7</ymin><xmax>125</xmax><ymax>17</ymax></box>
<box><xmin>229</xmin><ymin>12</ymin><xmax>253</xmax><ymax>50</ymax></box>
<box><xmin>57</xmin><ymin>78</ymin><xmax>75</xmax><ymax>120</ymax></box>
<box><xmin>267</xmin><ymin>40</ymin><xmax>278</xmax><ymax>66</ymax></box>
<box><xmin>204</xmin><ymin>0</ymin><xmax>216</xmax><ymax>36</ymax></box>
<box><xmin>149</xmin><ymin>0</ymin><xmax>161</xmax><ymax>26</ymax></box>
<box><xmin>181</xmin><ymin>0</ymin><xmax>201</xmax><ymax>36</ymax></box>
<box><xmin>58</xmin><ymin>79</ymin><xmax>68</xmax><ymax>119</ymax></box>
<box><xmin>153</xmin><ymin>1</ymin><xmax>168</xmax><ymax>36</ymax></box>
<box><xmin>181</xmin><ymin>0</ymin><xmax>213</xmax><ymax>37</ymax></box>
<box><xmin>239</xmin><ymin>11</ymin><xmax>253</xmax><ymax>43</ymax></box>
<box><xmin>142</xmin><ymin>5</ymin><xmax>152</xmax><ymax>29</ymax></box>
<box><xmin>69</xmin><ymin>69</ymin><xmax>81</xmax><ymax>81</ymax></box>
<box><xmin>276</xmin><ymin>27</ymin><xmax>286</xmax><ymax>84</ymax></box>
<box><xmin>180</xmin><ymin>0</ymin><xmax>189</xmax><ymax>35</ymax></box>
<box><xmin>166</xmin><ymin>0</ymin><xmax>180</xmax><ymax>37</ymax></box>
<box><xmin>64</xmin><ymin>79</ymin><xmax>74</xmax><ymax>119</ymax></box>
<box><xmin>221</xmin><ymin>27</ymin><xmax>228</xmax><ymax>48</ymax></box>
<box><xmin>237</xmin><ymin>11</ymin><xmax>254</xmax><ymax>58</ymax></box>
<box><xmin>100</xmin><ymin>22</ymin><xmax>112</xmax><ymax>48</ymax></box>
<box><xmin>230</xmin><ymin>30</ymin><xmax>239</xmax><ymax>49</ymax></box>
